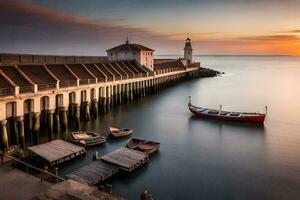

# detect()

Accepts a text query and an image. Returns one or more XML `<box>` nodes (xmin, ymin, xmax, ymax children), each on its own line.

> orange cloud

<box><xmin>191</xmin><ymin>34</ymin><xmax>300</xmax><ymax>55</ymax></box>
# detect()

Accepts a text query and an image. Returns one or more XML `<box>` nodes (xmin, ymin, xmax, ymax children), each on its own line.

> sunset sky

<box><xmin>1</xmin><ymin>0</ymin><xmax>300</xmax><ymax>55</ymax></box>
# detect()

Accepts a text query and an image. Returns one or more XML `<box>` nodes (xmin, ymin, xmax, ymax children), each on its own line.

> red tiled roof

<box><xmin>107</xmin><ymin>43</ymin><xmax>154</xmax><ymax>52</ymax></box>
<box><xmin>154</xmin><ymin>59</ymin><xmax>185</xmax><ymax>70</ymax></box>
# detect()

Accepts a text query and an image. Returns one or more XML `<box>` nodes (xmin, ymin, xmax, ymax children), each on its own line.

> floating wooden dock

<box><xmin>27</xmin><ymin>139</ymin><xmax>86</xmax><ymax>166</ymax></box>
<box><xmin>101</xmin><ymin>148</ymin><xmax>148</xmax><ymax>171</ymax></box>
<box><xmin>67</xmin><ymin>160</ymin><xmax>119</xmax><ymax>185</ymax></box>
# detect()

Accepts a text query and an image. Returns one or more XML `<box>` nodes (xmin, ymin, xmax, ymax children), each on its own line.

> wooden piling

<box><xmin>60</xmin><ymin>107</ymin><xmax>68</xmax><ymax>130</ymax></box>
<box><xmin>47</xmin><ymin>110</ymin><xmax>54</xmax><ymax>141</ymax></box>
<box><xmin>54</xmin><ymin>112</ymin><xmax>60</xmax><ymax>135</ymax></box>
<box><xmin>0</xmin><ymin>120</ymin><xmax>8</xmax><ymax>152</ymax></box>
<box><xmin>16</xmin><ymin>116</ymin><xmax>25</xmax><ymax>150</ymax></box>
<box><xmin>92</xmin><ymin>99</ymin><xmax>98</xmax><ymax>119</ymax></box>
<box><xmin>74</xmin><ymin>104</ymin><xmax>80</xmax><ymax>129</ymax></box>
<box><xmin>32</xmin><ymin>112</ymin><xmax>40</xmax><ymax>145</ymax></box>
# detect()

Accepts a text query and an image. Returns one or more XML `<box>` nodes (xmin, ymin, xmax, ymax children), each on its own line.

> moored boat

<box><xmin>126</xmin><ymin>138</ymin><xmax>145</xmax><ymax>149</ymax></box>
<box><xmin>126</xmin><ymin>138</ymin><xmax>160</xmax><ymax>154</ymax></box>
<box><xmin>138</xmin><ymin>141</ymin><xmax>160</xmax><ymax>155</ymax></box>
<box><xmin>69</xmin><ymin>131</ymin><xmax>106</xmax><ymax>147</ymax></box>
<box><xmin>109</xmin><ymin>126</ymin><xmax>133</xmax><ymax>137</ymax></box>
<box><xmin>188</xmin><ymin>96</ymin><xmax>267</xmax><ymax>123</ymax></box>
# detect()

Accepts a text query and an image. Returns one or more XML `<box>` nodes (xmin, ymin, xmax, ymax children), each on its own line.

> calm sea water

<box><xmin>57</xmin><ymin>56</ymin><xmax>300</xmax><ymax>200</ymax></box>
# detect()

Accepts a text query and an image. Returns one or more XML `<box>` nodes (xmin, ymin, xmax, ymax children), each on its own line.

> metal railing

<box><xmin>38</xmin><ymin>83</ymin><xmax>57</xmax><ymax>91</ymax></box>
<box><xmin>60</xmin><ymin>80</ymin><xmax>77</xmax><ymax>88</ymax></box>
<box><xmin>0</xmin><ymin>87</ymin><xmax>14</xmax><ymax>97</ymax></box>
<box><xmin>79</xmin><ymin>78</ymin><xmax>96</xmax><ymax>85</ymax></box>
<box><xmin>0</xmin><ymin>151</ymin><xmax>65</xmax><ymax>183</ymax></box>
<box><xmin>20</xmin><ymin>85</ymin><xmax>34</xmax><ymax>94</ymax></box>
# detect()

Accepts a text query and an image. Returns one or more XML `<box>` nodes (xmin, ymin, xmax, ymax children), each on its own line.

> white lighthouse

<box><xmin>184</xmin><ymin>38</ymin><xmax>193</xmax><ymax>64</ymax></box>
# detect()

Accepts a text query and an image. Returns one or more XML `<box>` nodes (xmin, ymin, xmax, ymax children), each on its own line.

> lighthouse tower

<box><xmin>184</xmin><ymin>38</ymin><xmax>193</xmax><ymax>64</ymax></box>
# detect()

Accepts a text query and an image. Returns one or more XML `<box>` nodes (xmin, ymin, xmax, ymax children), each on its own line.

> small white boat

<box><xmin>69</xmin><ymin>131</ymin><xmax>106</xmax><ymax>147</ymax></box>
<box><xmin>109</xmin><ymin>127</ymin><xmax>133</xmax><ymax>138</ymax></box>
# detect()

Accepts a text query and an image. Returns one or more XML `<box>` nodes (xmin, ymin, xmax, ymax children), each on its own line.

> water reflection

<box><xmin>37</xmin><ymin>56</ymin><xmax>300</xmax><ymax>199</ymax></box>
<box><xmin>188</xmin><ymin>115</ymin><xmax>266</xmax><ymax>132</ymax></box>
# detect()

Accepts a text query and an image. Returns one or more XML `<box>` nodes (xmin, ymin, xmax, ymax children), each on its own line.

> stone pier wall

<box><xmin>0</xmin><ymin>67</ymin><xmax>202</xmax><ymax>151</ymax></box>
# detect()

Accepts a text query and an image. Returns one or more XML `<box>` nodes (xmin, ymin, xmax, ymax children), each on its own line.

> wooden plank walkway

<box><xmin>66</xmin><ymin>160</ymin><xmax>119</xmax><ymax>185</ymax></box>
<box><xmin>101</xmin><ymin>148</ymin><xmax>148</xmax><ymax>172</ymax></box>
<box><xmin>27</xmin><ymin>139</ymin><xmax>86</xmax><ymax>166</ymax></box>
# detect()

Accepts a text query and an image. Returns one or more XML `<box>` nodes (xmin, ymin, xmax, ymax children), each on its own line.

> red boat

<box><xmin>188</xmin><ymin>96</ymin><xmax>267</xmax><ymax>123</ymax></box>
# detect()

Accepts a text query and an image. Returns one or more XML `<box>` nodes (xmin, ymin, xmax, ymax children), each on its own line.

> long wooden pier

<box><xmin>101</xmin><ymin>148</ymin><xmax>149</xmax><ymax>172</ymax></box>
<box><xmin>27</xmin><ymin>139</ymin><xmax>86</xmax><ymax>166</ymax></box>
<box><xmin>67</xmin><ymin>160</ymin><xmax>119</xmax><ymax>185</ymax></box>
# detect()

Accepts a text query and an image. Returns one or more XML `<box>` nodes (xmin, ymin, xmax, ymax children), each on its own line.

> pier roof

<box><xmin>27</xmin><ymin>139</ymin><xmax>86</xmax><ymax>166</ymax></box>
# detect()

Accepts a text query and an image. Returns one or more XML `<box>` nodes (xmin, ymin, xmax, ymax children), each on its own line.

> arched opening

<box><xmin>81</xmin><ymin>90</ymin><xmax>87</xmax><ymax>102</ymax></box>
<box><xmin>6</xmin><ymin>102</ymin><xmax>17</xmax><ymax>145</ymax></box>
<box><xmin>23</xmin><ymin>99</ymin><xmax>34</xmax><ymax>143</ymax></box>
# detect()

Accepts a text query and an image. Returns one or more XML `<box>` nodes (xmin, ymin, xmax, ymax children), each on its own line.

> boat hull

<box><xmin>69</xmin><ymin>131</ymin><xmax>106</xmax><ymax>147</ymax></box>
<box><xmin>110</xmin><ymin>127</ymin><xmax>133</xmax><ymax>138</ymax></box>
<box><xmin>189</xmin><ymin>105</ymin><xmax>266</xmax><ymax>123</ymax></box>
<box><xmin>126</xmin><ymin>138</ymin><xmax>160</xmax><ymax>155</ymax></box>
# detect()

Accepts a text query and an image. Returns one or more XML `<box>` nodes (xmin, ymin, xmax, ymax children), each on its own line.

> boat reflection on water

<box><xmin>188</xmin><ymin>115</ymin><xmax>266</xmax><ymax>136</ymax></box>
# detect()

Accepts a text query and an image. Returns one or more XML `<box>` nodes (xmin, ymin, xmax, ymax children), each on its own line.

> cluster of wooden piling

<box><xmin>0</xmin><ymin>69</ymin><xmax>203</xmax><ymax>152</ymax></box>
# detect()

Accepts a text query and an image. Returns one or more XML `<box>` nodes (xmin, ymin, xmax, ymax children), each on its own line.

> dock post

<box><xmin>139</xmin><ymin>81</ymin><xmax>142</xmax><ymax>98</ymax></box>
<box><xmin>125</xmin><ymin>83</ymin><xmax>130</xmax><ymax>103</ymax></box>
<box><xmin>132</xmin><ymin>82</ymin><xmax>136</xmax><ymax>100</ymax></box>
<box><xmin>141</xmin><ymin>81</ymin><xmax>145</xmax><ymax>97</ymax></box>
<box><xmin>74</xmin><ymin>104</ymin><xmax>80</xmax><ymax>129</ymax></box>
<box><xmin>136</xmin><ymin>82</ymin><xmax>140</xmax><ymax>100</ymax></box>
<box><xmin>0</xmin><ymin>120</ymin><xmax>8</xmax><ymax>152</ymax></box>
<box><xmin>115</xmin><ymin>85</ymin><xmax>119</xmax><ymax>105</ymax></box>
<box><xmin>68</xmin><ymin>103</ymin><xmax>75</xmax><ymax>121</ymax></box>
<box><xmin>54</xmin><ymin>167</ymin><xmax>59</xmax><ymax>183</ymax></box>
<box><xmin>118</xmin><ymin>84</ymin><xmax>122</xmax><ymax>105</ymax></box>
<box><xmin>106</xmin><ymin>87</ymin><xmax>111</xmax><ymax>112</ymax></box>
<box><xmin>92</xmin><ymin>99</ymin><xmax>98</xmax><ymax>118</ymax></box>
<box><xmin>82</xmin><ymin>101</ymin><xmax>90</xmax><ymax>121</ymax></box>
<box><xmin>16</xmin><ymin>116</ymin><xmax>25</xmax><ymax>150</ymax></box>
<box><xmin>99</xmin><ymin>97</ymin><xmax>106</xmax><ymax>114</ymax></box>
<box><xmin>143</xmin><ymin>80</ymin><xmax>147</xmax><ymax>96</ymax></box>
<box><xmin>140</xmin><ymin>189</ymin><xmax>153</xmax><ymax>200</ymax></box>
<box><xmin>128</xmin><ymin>83</ymin><xmax>133</xmax><ymax>103</ymax></box>
<box><xmin>32</xmin><ymin>112</ymin><xmax>40</xmax><ymax>145</ymax></box>
<box><xmin>138</xmin><ymin>81</ymin><xmax>142</xmax><ymax>99</ymax></box>
<box><xmin>122</xmin><ymin>84</ymin><xmax>126</xmax><ymax>104</ymax></box>
<box><xmin>47</xmin><ymin>110</ymin><xmax>54</xmax><ymax>141</ymax></box>
<box><xmin>110</xmin><ymin>86</ymin><xmax>115</xmax><ymax>108</ymax></box>
<box><xmin>54</xmin><ymin>112</ymin><xmax>60</xmax><ymax>135</ymax></box>
<box><xmin>114</xmin><ymin>85</ymin><xmax>118</xmax><ymax>106</ymax></box>
<box><xmin>105</xmin><ymin>184</ymin><xmax>112</xmax><ymax>194</ymax></box>
<box><xmin>106</xmin><ymin>96</ymin><xmax>111</xmax><ymax>112</ymax></box>
<box><xmin>60</xmin><ymin>107</ymin><xmax>68</xmax><ymax>130</ymax></box>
